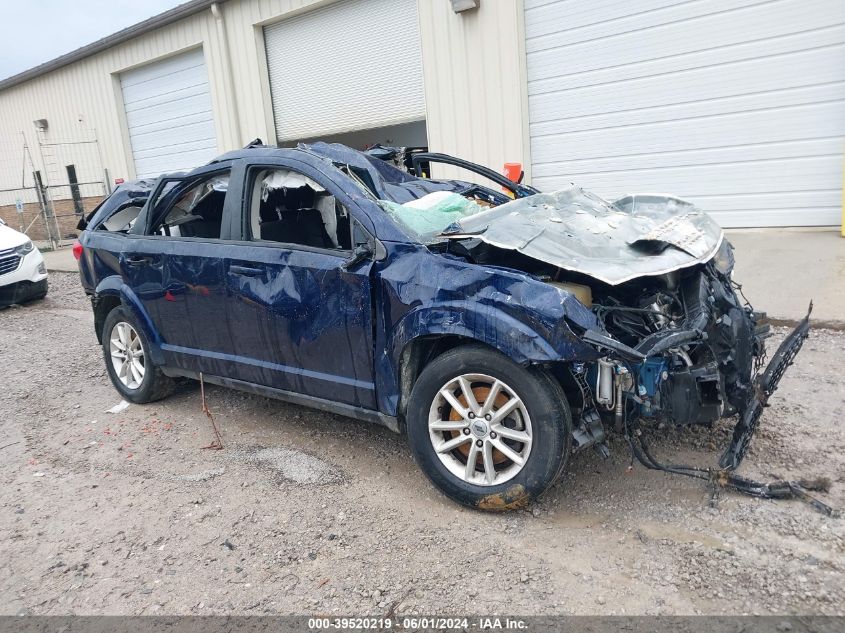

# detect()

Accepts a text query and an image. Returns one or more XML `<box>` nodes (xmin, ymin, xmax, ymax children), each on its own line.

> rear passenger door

<box><xmin>224</xmin><ymin>158</ymin><xmax>377</xmax><ymax>410</ymax></box>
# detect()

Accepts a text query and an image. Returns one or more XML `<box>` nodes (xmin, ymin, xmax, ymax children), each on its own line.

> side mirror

<box><xmin>342</xmin><ymin>242</ymin><xmax>373</xmax><ymax>270</ymax></box>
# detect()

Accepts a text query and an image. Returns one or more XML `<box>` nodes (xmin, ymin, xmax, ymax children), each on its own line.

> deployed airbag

<box><xmin>382</xmin><ymin>191</ymin><xmax>485</xmax><ymax>242</ymax></box>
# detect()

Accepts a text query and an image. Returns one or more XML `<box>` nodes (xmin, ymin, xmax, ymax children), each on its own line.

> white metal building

<box><xmin>523</xmin><ymin>0</ymin><xmax>845</xmax><ymax>228</ymax></box>
<box><xmin>0</xmin><ymin>0</ymin><xmax>842</xmax><ymax>230</ymax></box>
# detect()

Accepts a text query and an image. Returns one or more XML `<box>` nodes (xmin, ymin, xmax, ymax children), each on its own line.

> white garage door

<box><xmin>264</xmin><ymin>0</ymin><xmax>425</xmax><ymax>142</ymax></box>
<box><xmin>524</xmin><ymin>0</ymin><xmax>845</xmax><ymax>227</ymax></box>
<box><xmin>120</xmin><ymin>48</ymin><xmax>218</xmax><ymax>179</ymax></box>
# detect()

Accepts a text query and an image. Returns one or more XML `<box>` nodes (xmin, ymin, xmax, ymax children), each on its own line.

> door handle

<box><xmin>124</xmin><ymin>255</ymin><xmax>153</xmax><ymax>265</ymax></box>
<box><xmin>230</xmin><ymin>265</ymin><xmax>263</xmax><ymax>277</ymax></box>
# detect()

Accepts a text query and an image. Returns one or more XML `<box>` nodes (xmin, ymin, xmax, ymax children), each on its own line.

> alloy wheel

<box><xmin>428</xmin><ymin>373</ymin><xmax>533</xmax><ymax>486</ymax></box>
<box><xmin>109</xmin><ymin>321</ymin><xmax>145</xmax><ymax>390</ymax></box>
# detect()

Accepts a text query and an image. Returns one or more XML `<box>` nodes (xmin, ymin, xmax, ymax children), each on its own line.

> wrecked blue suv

<box><xmin>76</xmin><ymin>142</ymin><xmax>810</xmax><ymax>510</ymax></box>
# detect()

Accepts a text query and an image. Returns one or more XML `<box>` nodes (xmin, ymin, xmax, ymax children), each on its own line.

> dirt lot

<box><xmin>1</xmin><ymin>272</ymin><xmax>843</xmax><ymax>616</ymax></box>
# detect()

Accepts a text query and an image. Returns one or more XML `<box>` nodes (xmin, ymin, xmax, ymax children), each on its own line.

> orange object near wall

<box><xmin>503</xmin><ymin>162</ymin><xmax>522</xmax><ymax>197</ymax></box>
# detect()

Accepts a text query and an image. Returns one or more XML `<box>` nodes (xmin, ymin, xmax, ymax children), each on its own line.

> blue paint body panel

<box><xmin>77</xmin><ymin>145</ymin><xmax>601</xmax><ymax>420</ymax></box>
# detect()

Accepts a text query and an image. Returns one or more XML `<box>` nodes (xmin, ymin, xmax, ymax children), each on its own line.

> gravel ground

<box><xmin>0</xmin><ymin>273</ymin><xmax>843</xmax><ymax>616</ymax></box>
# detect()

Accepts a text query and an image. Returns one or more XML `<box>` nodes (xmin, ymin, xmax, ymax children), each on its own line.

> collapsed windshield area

<box><xmin>380</xmin><ymin>191</ymin><xmax>488</xmax><ymax>243</ymax></box>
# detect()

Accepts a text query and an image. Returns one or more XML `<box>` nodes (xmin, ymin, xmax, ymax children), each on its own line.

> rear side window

<box><xmin>98</xmin><ymin>200</ymin><xmax>145</xmax><ymax>232</ymax></box>
<box><xmin>149</xmin><ymin>172</ymin><xmax>230</xmax><ymax>239</ymax></box>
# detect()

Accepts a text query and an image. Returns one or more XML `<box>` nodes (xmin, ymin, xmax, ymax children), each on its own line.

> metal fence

<box><xmin>0</xmin><ymin>130</ymin><xmax>109</xmax><ymax>248</ymax></box>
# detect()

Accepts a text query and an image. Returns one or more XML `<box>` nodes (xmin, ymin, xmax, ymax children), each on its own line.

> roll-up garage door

<box><xmin>120</xmin><ymin>48</ymin><xmax>218</xmax><ymax>178</ymax></box>
<box><xmin>524</xmin><ymin>0</ymin><xmax>845</xmax><ymax>227</ymax></box>
<box><xmin>263</xmin><ymin>0</ymin><xmax>425</xmax><ymax>142</ymax></box>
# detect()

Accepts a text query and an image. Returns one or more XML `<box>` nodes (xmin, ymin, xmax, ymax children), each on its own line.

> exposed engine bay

<box><xmin>586</xmin><ymin>258</ymin><xmax>762</xmax><ymax>428</ymax></box>
<box><xmin>441</xmin><ymin>227</ymin><xmax>773</xmax><ymax>462</ymax></box>
<box><xmin>404</xmin><ymin>182</ymin><xmax>823</xmax><ymax>512</ymax></box>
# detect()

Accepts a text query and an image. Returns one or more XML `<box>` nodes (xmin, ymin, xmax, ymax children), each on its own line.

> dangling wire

<box><xmin>624</xmin><ymin>415</ymin><xmax>838</xmax><ymax>517</ymax></box>
<box><xmin>199</xmin><ymin>372</ymin><xmax>224</xmax><ymax>451</ymax></box>
<box><xmin>621</xmin><ymin>325</ymin><xmax>836</xmax><ymax>518</ymax></box>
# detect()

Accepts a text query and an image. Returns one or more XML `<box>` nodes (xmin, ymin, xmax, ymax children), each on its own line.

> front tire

<box><xmin>102</xmin><ymin>305</ymin><xmax>174</xmax><ymax>403</ymax></box>
<box><xmin>32</xmin><ymin>278</ymin><xmax>48</xmax><ymax>301</ymax></box>
<box><xmin>406</xmin><ymin>345</ymin><xmax>571</xmax><ymax>511</ymax></box>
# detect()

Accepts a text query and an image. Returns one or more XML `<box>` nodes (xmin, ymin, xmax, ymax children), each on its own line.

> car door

<box><xmin>124</xmin><ymin>161</ymin><xmax>243</xmax><ymax>375</ymax></box>
<box><xmin>223</xmin><ymin>157</ymin><xmax>377</xmax><ymax>410</ymax></box>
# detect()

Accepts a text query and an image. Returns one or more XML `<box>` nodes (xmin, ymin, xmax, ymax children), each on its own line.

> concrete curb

<box><xmin>767</xmin><ymin>317</ymin><xmax>845</xmax><ymax>332</ymax></box>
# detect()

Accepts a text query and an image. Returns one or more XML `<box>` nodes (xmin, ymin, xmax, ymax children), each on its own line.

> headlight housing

<box><xmin>13</xmin><ymin>240</ymin><xmax>34</xmax><ymax>256</ymax></box>
<box><xmin>711</xmin><ymin>238</ymin><xmax>734</xmax><ymax>275</ymax></box>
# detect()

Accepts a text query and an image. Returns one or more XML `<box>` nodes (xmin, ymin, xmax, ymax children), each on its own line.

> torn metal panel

<box><xmin>441</xmin><ymin>186</ymin><xmax>724</xmax><ymax>286</ymax></box>
<box><xmin>372</xmin><ymin>242</ymin><xmax>601</xmax><ymax>416</ymax></box>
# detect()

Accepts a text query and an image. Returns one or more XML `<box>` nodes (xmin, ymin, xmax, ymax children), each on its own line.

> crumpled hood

<box><xmin>441</xmin><ymin>186</ymin><xmax>724</xmax><ymax>285</ymax></box>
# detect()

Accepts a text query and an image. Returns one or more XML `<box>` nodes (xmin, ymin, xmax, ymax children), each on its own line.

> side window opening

<box><xmin>150</xmin><ymin>173</ymin><xmax>229</xmax><ymax>238</ymax></box>
<box><xmin>97</xmin><ymin>200</ymin><xmax>145</xmax><ymax>232</ymax></box>
<box><xmin>249</xmin><ymin>168</ymin><xmax>352</xmax><ymax>250</ymax></box>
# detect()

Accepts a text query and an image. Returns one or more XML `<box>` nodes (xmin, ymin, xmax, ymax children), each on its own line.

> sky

<box><xmin>0</xmin><ymin>0</ymin><xmax>187</xmax><ymax>80</ymax></box>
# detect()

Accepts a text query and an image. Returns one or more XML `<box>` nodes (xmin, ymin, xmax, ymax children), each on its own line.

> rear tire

<box><xmin>102</xmin><ymin>305</ymin><xmax>174</xmax><ymax>404</ymax></box>
<box><xmin>406</xmin><ymin>345</ymin><xmax>571</xmax><ymax>511</ymax></box>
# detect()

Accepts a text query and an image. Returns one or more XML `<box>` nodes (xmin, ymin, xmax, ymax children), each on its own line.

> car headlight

<box><xmin>13</xmin><ymin>240</ymin><xmax>34</xmax><ymax>256</ymax></box>
<box><xmin>711</xmin><ymin>238</ymin><xmax>734</xmax><ymax>275</ymax></box>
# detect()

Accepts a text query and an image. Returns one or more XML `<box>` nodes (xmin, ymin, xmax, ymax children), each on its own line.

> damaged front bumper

<box><xmin>720</xmin><ymin>303</ymin><xmax>812</xmax><ymax>470</ymax></box>
<box><xmin>629</xmin><ymin>304</ymin><xmax>831</xmax><ymax>515</ymax></box>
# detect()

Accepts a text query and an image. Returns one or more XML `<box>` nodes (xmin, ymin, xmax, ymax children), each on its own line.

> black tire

<box><xmin>406</xmin><ymin>345</ymin><xmax>572</xmax><ymax>511</ymax></box>
<box><xmin>34</xmin><ymin>279</ymin><xmax>48</xmax><ymax>301</ymax></box>
<box><xmin>102</xmin><ymin>305</ymin><xmax>174</xmax><ymax>404</ymax></box>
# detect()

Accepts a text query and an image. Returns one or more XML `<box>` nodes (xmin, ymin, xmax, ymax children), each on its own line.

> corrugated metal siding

<box><xmin>0</xmin><ymin>8</ymin><xmax>235</xmax><ymax>185</ymax></box>
<box><xmin>264</xmin><ymin>0</ymin><xmax>425</xmax><ymax>141</ymax></box>
<box><xmin>524</xmin><ymin>0</ymin><xmax>845</xmax><ymax>227</ymax></box>
<box><xmin>216</xmin><ymin>0</ymin><xmax>341</xmax><ymax>147</ymax></box>
<box><xmin>0</xmin><ymin>0</ymin><xmax>528</xmax><ymax>197</ymax></box>
<box><xmin>416</xmin><ymin>0</ymin><xmax>531</xmax><ymax>182</ymax></box>
<box><xmin>120</xmin><ymin>48</ymin><xmax>218</xmax><ymax>177</ymax></box>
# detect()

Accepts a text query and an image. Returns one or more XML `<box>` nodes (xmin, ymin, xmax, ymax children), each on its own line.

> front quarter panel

<box><xmin>374</xmin><ymin>243</ymin><xmax>600</xmax><ymax>415</ymax></box>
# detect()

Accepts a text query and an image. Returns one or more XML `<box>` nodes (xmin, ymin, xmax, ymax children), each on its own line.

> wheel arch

<box><xmin>403</xmin><ymin>340</ymin><xmax>574</xmax><ymax>510</ymax></box>
<box><xmin>377</xmin><ymin>302</ymin><xmax>569</xmax><ymax>419</ymax></box>
<box><xmin>397</xmin><ymin>334</ymin><xmax>495</xmax><ymax>424</ymax></box>
<box><xmin>94</xmin><ymin>276</ymin><xmax>164</xmax><ymax>365</ymax></box>
<box><xmin>92</xmin><ymin>294</ymin><xmax>121</xmax><ymax>344</ymax></box>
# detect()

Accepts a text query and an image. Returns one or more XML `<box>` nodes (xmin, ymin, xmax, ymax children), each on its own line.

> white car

<box><xmin>0</xmin><ymin>218</ymin><xmax>48</xmax><ymax>307</ymax></box>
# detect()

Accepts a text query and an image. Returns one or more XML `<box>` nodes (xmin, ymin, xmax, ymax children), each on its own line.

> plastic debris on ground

<box><xmin>106</xmin><ymin>400</ymin><xmax>130</xmax><ymax>414</ymax></box>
